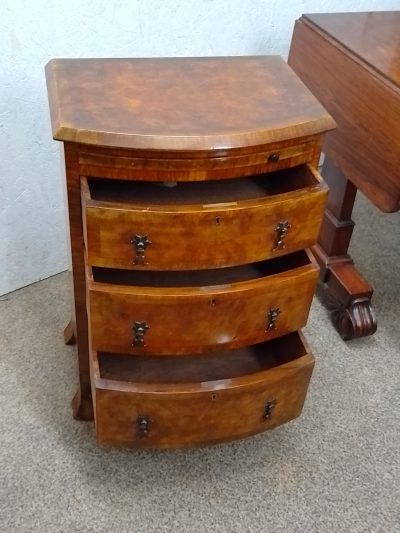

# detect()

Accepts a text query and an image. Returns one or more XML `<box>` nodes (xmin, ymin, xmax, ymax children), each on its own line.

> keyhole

<box><xmin>211</xmin><ymin>394</ymin><xmax>216</xmax><ymax>401</ymax></box>
<box><xmin>210</xmin><ymin>298</ymin><xmax>216</xmax><ymax>307</ymax></box>
<box><xmin>215</xmin><ymin>216</ymin><xmax>221</xmax><ymax>225</ymax></box>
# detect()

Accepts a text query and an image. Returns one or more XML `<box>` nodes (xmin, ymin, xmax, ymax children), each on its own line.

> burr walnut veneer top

<box><xmin>45</xmin><ymin>56</ymin><xmax>335</xmax><ymax>152</ymax></box>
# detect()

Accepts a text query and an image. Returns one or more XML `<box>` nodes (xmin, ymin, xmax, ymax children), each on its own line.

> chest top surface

<box><xmin>46</xmin><ymin>55</ymin><xmax>334</xmax><ymax>152</ymax></box>
<box><xmin>303</xmin><ymin>12</ymin><xmax>400</xmax><ymax>91</ymax></box>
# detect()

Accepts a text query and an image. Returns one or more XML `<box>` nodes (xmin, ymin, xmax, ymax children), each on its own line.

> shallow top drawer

<box><xmin>82</xmin><ymin>164</ymin><xmax>327</xmax><ymax>270</ymax></box>
<box><xmin>78</xmin><ymin>140</ymin><xmax>317</xmax><ymax>181</ymax></box>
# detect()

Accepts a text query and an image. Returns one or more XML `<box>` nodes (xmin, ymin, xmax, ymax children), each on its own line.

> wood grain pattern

<box><xmin>46</xmin><ymin>56</ymin><xmax>335</xmax><ymax>152</ymax></box>
<box><xmin>86</xmin><ymin>251</ymin><xmax>319</xmax><ymax>355</ymax></box>
<box><xmin>78</xmin><ymin>138</ymin><xmax>320</xmax><ymax>181</ymax></box>
<box><xmin>82</xmin><ymin>165</ymin><xmax>327</xmax><ymax>270</ymax></box>
<box><xmin>91</xmin><ymin>331</ymin><xmax>315</xmax><ymax>448</ymax></box>
<box><xmin>303</xmin><ymin>11</ymin><xmax>400</xmax><ymax>89</ymax></box>
<box><xmin>288</xmin><ymin>14</ymin><xmax>400</xmax><ymax>213</ymax></box>
<box><xmin>47</xmin><ymin>55</ymin><xmax>332</xmax><ymax>441</ymax></box>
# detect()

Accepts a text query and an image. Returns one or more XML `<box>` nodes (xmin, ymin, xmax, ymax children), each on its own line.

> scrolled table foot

<box><xmin>334</xmin><ymin>297</ymin><xmax>377</xmax><ymax>340</ymax></box>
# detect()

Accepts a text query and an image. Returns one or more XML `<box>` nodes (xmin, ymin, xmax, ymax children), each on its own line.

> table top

<box><xmin>45</xmin><ymin>56</ymin><xmax>334</xmax><ymax>152</ymax></box>
<box><xmin>290</xmin><ymin>11</ymin><xmax>400</xmax><ymax>212</ymax></box>
<box><xmin>303</xmin><ymin>12</ymin><xmax>400</xmax><ymax>91</ymax></box>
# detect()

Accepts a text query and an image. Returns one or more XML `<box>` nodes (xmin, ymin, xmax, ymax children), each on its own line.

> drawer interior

<box><xmin>96</xmin><ymin>331</ymin><xmax>308</xmax><ymax>384</ymax></box>
<box><xmin>91</xmin><ymin>250</ymin><xmax>313</xmax><ymax>287</ymax></box>
<box><xmin>87</xmin><ymin>164</ymin><xmax>319</xmax><ymax>205</ymax></box>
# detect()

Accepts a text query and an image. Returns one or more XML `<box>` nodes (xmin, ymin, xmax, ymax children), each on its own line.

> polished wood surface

<box><xmin>46</xmin><ymin>56</ymin><xmax>334</xmax><ymax>152</ymax></box>
<box><xmin>77</xmin><ymin>138</ymin><xmax>321</xmax><ymax>181</ymax></box>
<box><xmin>92</xmin><ymin>332</ymin><xmax>315</xmax><ymax>448</ymax></box>
<box><xmin>289</xmin><ymin>12</ymin><xmax>400</xmax><ymax>213</ymax></box>
<box><xmin>288</xmin><ymin>11</ymin><xmax>400</xmax><ymax>339</ymax></box>
<box><xmin>305</xmin><ymin>11</ymin><xmax>400</xmax><ymax>88</ymax></box>
<box><xmin>87</xmin><ymin>251</ymin><xmax>319</xmax><ymax>355</ymax></box>
<box><xmin>47</xmin><ymin>55</ymin><xmax>333</xmax><ymax>445</ymax></box>
<box><xmin>82</xmin><ymin>165</ymin><xmax>327</xmax><ymax>270</ymax></box>
<box><xmin>312</xmin><ymin>158</ymin><xmax>376</xmax><ymax>339</ymax></box>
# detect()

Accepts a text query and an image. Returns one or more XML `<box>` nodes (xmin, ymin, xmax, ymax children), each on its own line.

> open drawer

<box><xmin>82</xmin><ymin>164</ymin><xmax>327</xmax><ymax>270</ymax></box>
<box><xmin>86</xmin><ymin>250</ymin><xmax>319</xmax><ymax>355</ymax></box>
<box><xmin>91</xmin><ymin>331</ymin><xmax>315</xmax><ymax>448</ymax></box>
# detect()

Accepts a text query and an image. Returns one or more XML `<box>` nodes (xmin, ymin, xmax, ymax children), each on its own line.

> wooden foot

<box><xmin>324</xmin><ymin>262</ymin><xmax>377</xmax><ymax>340</ymax></box>
<box><xmin>64</xmin><ymin>320</ymin><xmax>76</xmax><ymax>345</ymax></box>
<box><xmin>333</xmin><ymin>297</ymin><xmax>377</xmax><ymax>340</ymax></box>
<box><xmin>314</xmin><ymin>156</ymin><xmax>377</xmax><ymax>340</ymax></box>
<box><xmin>71</xmin><ymin>387</ymin><xmax>94</xmax><ymax>421</ymax></box>
<box><xmin>313</xmin><ymin>247</ymin><xmax>377</xmax><ymax>340</ymax></box>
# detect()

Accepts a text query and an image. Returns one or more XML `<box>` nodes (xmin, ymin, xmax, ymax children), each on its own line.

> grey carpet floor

<box><xmin>1</xmin><ymin>193</ymin><xmax>399</xmax><ymax>533</ymax></box>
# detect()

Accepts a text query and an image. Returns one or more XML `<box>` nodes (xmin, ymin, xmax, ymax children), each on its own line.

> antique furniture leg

<box><xmin>63</xmin><ymin>319</ymin><xmax>76</xmax><ymax>345</ymax></box>
<box><xmin>313</xmin><ymin>156</ymin><xmax>377</xmax><ymax>340</ymax></box>
<box><xmin>64</xmin><ymin>144</ymin><xmax>93</xmax><ymax>420</ymax></box>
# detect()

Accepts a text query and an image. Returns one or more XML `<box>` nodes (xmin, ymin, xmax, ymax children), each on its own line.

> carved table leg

<box><xmin>313</xmin><ymin>156</ymin><xmax>377</xmax><ymax>340</ymax></box>
<box><xmin>63</xmin><ymin>319</ymin><xmax>76</xmax><ymax>345</ymax></box>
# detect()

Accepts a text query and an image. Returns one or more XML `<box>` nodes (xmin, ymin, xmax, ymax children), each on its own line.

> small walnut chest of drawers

<box><xmin>46</xmin><ymin>56</ymin><xmax>335</xmax><ymax>448</ymax></box>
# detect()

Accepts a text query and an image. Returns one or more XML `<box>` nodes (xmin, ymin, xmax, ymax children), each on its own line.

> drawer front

<box><xmin>79</xmin><ymin>140</ymin><xmax>318</xmax><ymax>181</ymax></box>
<box><xmin>91</xmin><ymin>334</ymin><xmax>315</xmax><ymax>448</ymax></box>
<box><xmin>87</xmin><ymin>261</ymin><xmax>319</xmax><ymax>355</ymax></box>
<box><xmin>85</xmin><ymin>196</ymin><xmax>325</xmax><ymax>270</ymax></box>
<box><xmin>83</xmin><ymin>167</ymin><xmax>327</xmax><ymax>271</ymax></box>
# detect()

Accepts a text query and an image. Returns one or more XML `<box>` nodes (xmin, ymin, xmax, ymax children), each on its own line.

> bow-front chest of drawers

<box><xmin>46</xmin><ymin>56</ymin><xmax>335</xmax><ymax>448</ymax></box>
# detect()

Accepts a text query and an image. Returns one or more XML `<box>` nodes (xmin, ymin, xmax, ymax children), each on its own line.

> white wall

<box><xmin>1</xmin><ymin>0</ymin><xmax>399</xmax><ymax>295</ymax></box>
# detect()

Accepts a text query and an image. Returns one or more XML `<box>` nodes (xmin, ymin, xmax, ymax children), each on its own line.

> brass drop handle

<box><xmin>263</xmin><ymin>400</ymin><xmax>276</xmax><ymax>420</ymax></box>
<box><xmin>273</xmin><ymin>220</ymin><xmax>290</xmax><ymax>251</ymax></box>
<box><xmin>130</xmin><ymin>234</ymin><xmax>151</xmax><ymax>265</ymax></box>
<box><xmin>266</xmin><ymin>307</ymin><xmax>280</xmax><ymax>331</ymax></box>
<box><xmin>132</xmin><ymin>321</ymin><xmax>149</xmax><ymax>347</ymax></box>
<box><xmin>136</xmin><ymin>415</ymin><xmax>150</xmax><ymax>436</ymax></box>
